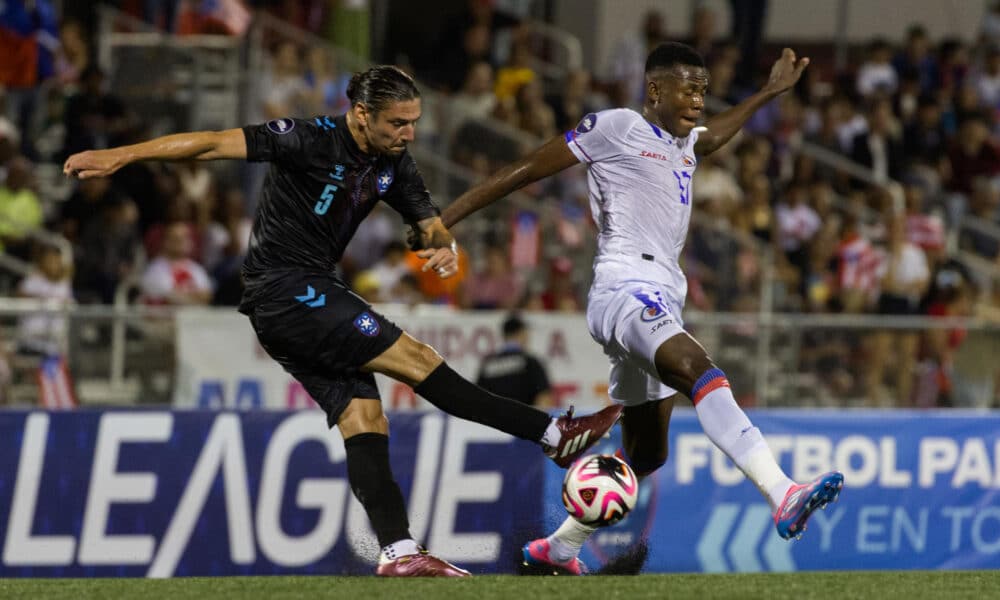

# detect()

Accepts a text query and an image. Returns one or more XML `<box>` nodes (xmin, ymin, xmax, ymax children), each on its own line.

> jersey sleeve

<box><xmin>564</xmin><ymin>109</ymin><xmax>642</xmax><ymax>164</ymax></box>
<box><xmin>381</xmin><ymin>152</ymin><xmax>441</xmax><ymax>223</ymax></box>
<box><xmin>242</xmin><ymin>118</ymin><xmax>320</xmax><ymax>168</ymax></box>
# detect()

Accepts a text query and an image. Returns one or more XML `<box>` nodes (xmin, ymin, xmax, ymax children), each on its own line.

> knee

<box><xmin>628</xmin><ymin>448</ymin><xmax>668</xmax><ymax>478</ymax></box>
<box><xmin>408</xmin><ymin>341</ymin><xmax>443</xmax><ymax>379</ymax></box>
<box><xmin>339</xmin><ymin>399</ymin><xmax>389</xmax><ymax>437</ymax></box>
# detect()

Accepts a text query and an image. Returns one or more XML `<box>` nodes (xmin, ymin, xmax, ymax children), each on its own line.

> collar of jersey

<box><xmin>334</xmin><ymin>114</ymin><xmax>379</xmax><ymax>163</ymax></box>
<box><xmin>646</xmin><ymin>120</ymin><xmax>677</xmax><ymax>146</ymax></box>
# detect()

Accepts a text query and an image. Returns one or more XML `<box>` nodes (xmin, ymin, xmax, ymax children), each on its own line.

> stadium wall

<box><xmin>1</xmin><ymin>410</ymin><xmax>998</xmax><ymax>576</ymax></box>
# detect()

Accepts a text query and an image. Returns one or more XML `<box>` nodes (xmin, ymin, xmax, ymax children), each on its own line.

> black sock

<box><xmin>344</xmin><ymin>433</ymin><xmax>412</xmax><ymax>549</ymax></box>
<box><xmin>414</xmin><ymin>363</ymin><xmax>551</xmax><ymax>442</ymax></box>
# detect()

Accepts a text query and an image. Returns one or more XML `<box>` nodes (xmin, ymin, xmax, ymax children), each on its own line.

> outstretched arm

<box><xmin>440</xmin><ymin>135</ymin><xmax>579</xmax><ymax>228</ymax></box>
<box><xmin>695</xmin><ymin>48</ymin><xmax>809</xmax><ymax>156</ymax></box>
<box><xmin>63</xmin><ymin>128</ymin><xmax>248</xmax><ymax>179</ymax></box>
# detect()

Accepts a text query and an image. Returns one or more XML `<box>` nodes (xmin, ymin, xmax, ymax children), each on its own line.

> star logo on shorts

<box><xmin>354</xmin><ymin>312</ymin><xmax>381</xmax><ymax>337</ymax></box>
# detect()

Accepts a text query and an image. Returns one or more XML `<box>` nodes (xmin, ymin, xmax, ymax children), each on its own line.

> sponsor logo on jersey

<box><xmin>575</xmin><ymin>113</ymin><xmax>598</xmax><ymax>134</ymax></box>
<box><xmin>267</xmin><ymin>118</ymin><xmax>295</xmax><ymax>134</ymax></box>
<box><xmin>354</xmin><ymin>312</ymin><xmax>381</xmax><ymax>337</ymax></box>
<box><xmin>376</xmin><ymin>167</ymin><xmax>394</xmax><ymax>195</ymax></box>
<box><xmin>640</xmin><ymin>150</ymin><xmax>669</xmax><ymax>161</ymax></box>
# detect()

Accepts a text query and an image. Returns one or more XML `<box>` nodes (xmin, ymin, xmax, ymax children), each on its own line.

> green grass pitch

<box><xmin>1</xmin><ymin>571</ymin><xmax>997</xmax><ymax>600</ymax></box>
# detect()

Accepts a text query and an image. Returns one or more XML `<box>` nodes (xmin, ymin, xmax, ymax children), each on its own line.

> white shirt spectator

<box><xmin>17</xmin><ymin>271</ymin><xmax>73</xmax><ymax>355</ymax></box>
<box><xmin>776</xmin><ymin>202</ymin><xmax>821</xmax><ymax>251</ymax></box>
<box><xmin>856</xmin><ymin>62</ymin><xmax>898</xmax><ymax>97</ymax></box>
<box><xmin>141</xmin><ymin>257</ymin><xmax>213</xmax><ymax>305</ymax></box>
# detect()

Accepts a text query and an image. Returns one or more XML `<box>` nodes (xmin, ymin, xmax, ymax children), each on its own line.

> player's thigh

<box><xmin>363</xmin><ymin>331</ymin><xmax>443</xmax><ymax>386</ymax></box>
<box><xmin>621</xmin><ymin>392</ymin><xmax>678</xmax><ymax>473</ymax></box>
<box><xmin>291</xmin><ymin>369</ymin><xmax>385</xmax><ymax>429</ymax></box>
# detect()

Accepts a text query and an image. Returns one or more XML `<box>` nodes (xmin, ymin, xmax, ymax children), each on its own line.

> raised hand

<box><xmin>762</xmin><ymin>48</ymin><xmax>810</xmax><ymax>97</ymax></box>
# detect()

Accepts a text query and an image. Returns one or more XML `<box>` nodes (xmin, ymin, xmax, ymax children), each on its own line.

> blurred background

<box><xmin>2</xmin><ymin>0</ymin><xmax>1000</xmax><ymax>412</ymax></box>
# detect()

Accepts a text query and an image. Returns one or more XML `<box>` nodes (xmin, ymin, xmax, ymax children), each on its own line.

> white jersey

<box><xmin>565</xmin><ymin>108</ymin><xmax>699</xmax><ymax>300</ymax></box>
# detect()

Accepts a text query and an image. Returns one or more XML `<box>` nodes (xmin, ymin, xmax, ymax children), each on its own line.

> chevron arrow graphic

<box><xmin>696</xmin><ymin>503</ymin><xmax>739</xmax><ymax>572</ymax></box>
<box><xmin>728</xmin><ymin>504</ymin><xmax>771</xmax><ymax>572</ymax></box>
<box><xmin>295</xmin><ymin>286</ymin><xmax>316</xmax><ymax>302</ymax></box>
<box><xmin>307</xmin><ymin>294</ymin><xmax>326</xmax><ymax>308</ymax></box>
<box><xmin>697</xmin><ymin>503</ymin><xmax>797</xmax><ymax>573</ymax></box>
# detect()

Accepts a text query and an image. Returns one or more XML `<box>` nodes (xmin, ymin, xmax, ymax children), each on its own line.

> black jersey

<box><xmin>239</xmin><ymin>115</ymin><xmax>439</xmax><ymax>306</ymax></box>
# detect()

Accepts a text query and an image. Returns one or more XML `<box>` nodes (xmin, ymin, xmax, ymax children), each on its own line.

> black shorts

<box><xmin>242</xmin><ymin>271</ymin><xmax>403</xmax><ymax>426</ymax></box>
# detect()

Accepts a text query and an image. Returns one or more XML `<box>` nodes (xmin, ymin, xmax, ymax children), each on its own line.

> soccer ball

<box><xmin>562</xmin><ymin>454</ymin><xmax>639</xmax><ymax>527</ymax></box>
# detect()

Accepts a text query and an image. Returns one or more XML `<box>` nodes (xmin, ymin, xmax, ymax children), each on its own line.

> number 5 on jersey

<box><xmin>315</xmin><ymin>184</ymin><xmax>337</xmax><ymax>215</ymax></box>
<box><xmin>673</xmin><ymin>170</ymin><xmax>691</xmax><ymax>205</ymax></box>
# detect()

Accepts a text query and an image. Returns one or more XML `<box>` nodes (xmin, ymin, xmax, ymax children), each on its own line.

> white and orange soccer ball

<box><xmin>561</xmin><ymin>454</ymin><xmax>639</xmax><ymax>527</ymax></box>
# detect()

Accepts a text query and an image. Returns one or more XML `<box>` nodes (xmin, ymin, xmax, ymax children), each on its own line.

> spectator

<box><xmin>903</xmin><ymin>94</ymin><xmax>948</xmax><ymax>170</ymax></box>
<box><xmin>140</xmin><ymin>221</ymin><xmax>212</xmax><ymax>305</ymax></box>
<box><xmin>75</xmin><ymin>197</ymin><xmax>140</xmax><ymax>304</ymax></box>
<box><xmin>369</xmin><ymin>241</ymin><xmax>412</xmax><ymax>297</ymax></box>
<box><xmin>973</xmin><ymin>46</ymin><xmax>1000</xmax><ymax>110</ymax></box>
<box><xmin>946</xmin><ymin>112</ymin><xmax>1000</xmax><ymax>197</ymax></box>
<box><xmin>62</xmin><ymin>65</ymin><xmax>129</xmax><ymax>158</ymax></box>
<box><xmin>776</xmin><ymin>179</ymin><xmax>822</xmax><ymax>294</ymax></box>
<box><xmin>259</xmin><ymin>41</ymin><xmax>309</xmax><ymax>120</ymax></box>
<box><xmin>435</xmin><ymin>23</ymin><xmax>493</xmax><ymax>93</ymax></box>
<box><xmin>867</xmin><ymin>213</ymin><xmax>930</xmax><ymax>406</ymax></box>
<box><xmin>404</xmin><ymin>246</ymin><xmax>468</xmax><ymax>305</ymax></box>
<box><xmin>835</xmin><ymin>211</ymin><xmax>881</xmax><ymax>313</ymax></box>
<box><xmin>850</xmin><ymin>97</ymin><xmax>905</xmax><ymax>185</ymax></box>
<box><xmin>914</xmin><ymin>260</ymin><xmax>976</xmax><ymax>407</ymax></box>
<box><xmin>936</xmin><ymin>38</ymin><xmax>970</xmax><ymax>99</ymax></box>
<box><xmin>341</xmin><ymin>202</ymin><xmax>397</xmax><ymax>277</ymax></box>
<box><xmin>57</xmin><ymin>174</ymin><xmax>121</xmax><ymax>244</ymax></box>
<box><xmin>304</xmin><ymin>46</ymin><xmax>351</xmax><ymax>116</ymax></box>
<box><xmin>548</xmin><ymin>69</ymin><xmax>602</xmax><ymax>132</ymax></box>
<box><xmin>494</xmin><ymin>39</ymin><xmax>536</xmax><ymax>102</ymax></box>
<box><xmin>0</xmin><ymin>156</ymin><xmax>42</xmax><ymax>257</ymax></box>
<box><xmin>513</xmin><ymin>79</ymin><xmax>556</xmax><ymax>139</ymax></box>
<box><xmin>903</xmin><ymin>180</ymin><xmax>946</xmax><ymax>262</ymax></box>
<box><xmin>476</xmin><ymin>313</ymin><xmax>552</xmax><ymax>407</ymax></box>
<box><xmin>351</xmin><ymin>269</ymin><xmax>382</xmax><ymax>303</ymax></box>
<box><xmin>959</xmin><ymin>177</ymin><xmax>1000</xmax><ymax>259</ymax></box>
<box><xmin>892</xmin><ymin>25</ymin><xmax>937</xmax><ymax>95</ymax></box>
<box><xmin>605</xmin><ymin>10</ymin><xmax>666</xmax><ymax>108</ymax></box>
<box><xmin>460</xmin><ymin>242</ymin><xmax>524</xmax><ymax>309</ymax></box>
<box><xmin>202</xmin><ymin>187</ymin><xmax>251</xmax><ymax>305</ymax></box>
<box><xmin>54</xmin><ymin>19</ymin><xmax>90</xmax><ymax>88</ymax></box>
<box><xmin>532</xmin><ymin>256</ymin><xmax>582</xmax><ymax>312</ymax></box>
<box><xmin>683</xmin><ymin>6</ymin><xmax>719</xmax><ymax>58</ymax></box>
<box><xmin>16</xmin><ymin>244</ymin><xmax>73</xmax><ymax>357</ymax></box>
<box><xmin>448</xmin><ymin>61</ymin><xmax>497</xmax><ymax>141</ymax></box>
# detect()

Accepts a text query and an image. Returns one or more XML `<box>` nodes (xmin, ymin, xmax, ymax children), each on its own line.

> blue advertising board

<box><xmin>1</xmin><ymin>409</ymin><xmax>999</xmax><ymax>576</ymax></box>
<box><xmin>0</xmin><ymin>410</ymin><xmax>542</xmax><ymax>577</ymax></box>
<box><xmin>557</xmin><ymin>409</ymin><xmax>1000</xmax><ymax>573</ymax></box>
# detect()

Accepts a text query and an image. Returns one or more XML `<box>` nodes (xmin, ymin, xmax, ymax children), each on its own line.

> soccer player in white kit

<box><xmin>440</xmin><ymin>43</ymin><xmax>845</xmax><ymax>575</ymax></box>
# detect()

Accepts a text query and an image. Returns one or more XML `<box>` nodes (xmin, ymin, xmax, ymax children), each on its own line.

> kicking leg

<box><xmin>338</xmin><ymin>397</ymin><xmax>469</xmax><ymax>577</ymax></box>
<box><xmin>527</xmin><ymin>396</ymin><xmax>677</xmax><ymax>574</ymax></box>
<box><xmin>364</xmin><ymin>332</ymin><xmax>622</xmax><ymax>466</ymax></box>
<box><xmin>654</xmin><ymin>332</ymin><xmax>843</xmax><ymax>539</ymax></box>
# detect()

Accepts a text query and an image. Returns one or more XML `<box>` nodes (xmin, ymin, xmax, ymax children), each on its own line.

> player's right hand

<box><xmin>63</xmin><ymin>149</ymin><xmax>125</xmax><ymax>179</ymax></box>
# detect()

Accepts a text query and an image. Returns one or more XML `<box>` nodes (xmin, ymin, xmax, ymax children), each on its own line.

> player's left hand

<box><xmin>417</xmin><ymin>244</ymin><xmax>458</xmax><ymax>279</ymax></box>
<box><xmin>762</xmin><ymin>48</ymin><xmax>809</xmax><ymax>97</ymax></box>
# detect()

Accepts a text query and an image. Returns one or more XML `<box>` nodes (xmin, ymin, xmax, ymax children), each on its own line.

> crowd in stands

<box><xmin>2</xmin><ymin>0</ymin><xmax>1000</xmax><ymax>406</ymax></box>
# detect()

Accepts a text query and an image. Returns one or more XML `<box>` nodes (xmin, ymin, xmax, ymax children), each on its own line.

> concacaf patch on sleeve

<box><xmin>267</xmin><ymin>118</ymin><xmax>295</xmax><ymax>135</ymax></box>
<box><xmin>575</xmin><ymin>113</ymin><xmax>598</xmax><ymax>134</ymax></box>
<box><xmin>354</xmin><ymin>312</ymin><xmax>381</xmax><ymax>337</ymax></box>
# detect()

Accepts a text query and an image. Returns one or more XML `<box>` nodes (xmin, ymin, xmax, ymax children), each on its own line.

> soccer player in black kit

<box><xmin>63</xmin><ymin>66</ymin><xmax>622</xmax><ymax>577</ymax></box>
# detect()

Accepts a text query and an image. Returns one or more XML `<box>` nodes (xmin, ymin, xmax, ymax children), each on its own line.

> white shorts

<box><xmin>586</xmin><ymin>281</ymin><xmax>687</xmax><ymax>407</ymax></box>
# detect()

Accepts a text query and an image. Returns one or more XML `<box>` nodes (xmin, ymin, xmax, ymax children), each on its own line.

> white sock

<box><xmin>378</xmin><ymin>538</ymin><xmax>421</xmax><ymax>564</ymax></box>
<box><xmin>692</xmin><ymin>369</ymin><xmax>793</xmax><ymax>511</ymax></box>
<box><xmin>547</xmin><ymin>517</ymin><xmax>597</xmax><ymax>562</ymax></box>
<box><xmin>539</xmin><ymin>418</ymin><xmax>561</xmax><ymax>447</ymax></box>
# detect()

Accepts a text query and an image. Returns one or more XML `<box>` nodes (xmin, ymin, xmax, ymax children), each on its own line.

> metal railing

<box><xmin>1</xmin><ymin>301</ymin><xmax>997</xmax><ymax>409</ymax></box>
